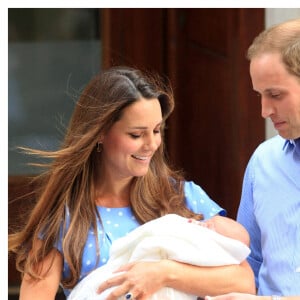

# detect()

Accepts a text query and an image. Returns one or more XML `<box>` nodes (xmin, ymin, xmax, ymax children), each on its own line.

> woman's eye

<box><xmin>154</xmin><ymin>129</ymin><xmax>161</xmax><ymax>134</ymax></box>
<box><xmin>129</xmin><ymin>133</ymin><xmax>141</xmax><ymax>139</ymax></box>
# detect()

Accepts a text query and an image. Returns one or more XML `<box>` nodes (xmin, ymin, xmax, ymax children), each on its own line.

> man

<box><xmin>206</xmin><ymin>18</ymin><xmax>300</xmax><ymax>300</ymax></box>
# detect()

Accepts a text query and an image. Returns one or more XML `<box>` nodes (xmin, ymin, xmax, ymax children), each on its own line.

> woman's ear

<box><xmin>98</xmin><ymin>134</ymin><xmax>104</xmax><ymax>143</ymax></box>
<box><xmin>96</xmin><ymin>142</ymin><xmax>103</xmax><ymax>153</ymax></box>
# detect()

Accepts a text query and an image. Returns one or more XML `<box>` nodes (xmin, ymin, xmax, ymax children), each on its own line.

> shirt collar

<box><xmin>283</xmin><ymin>139</ymin><xmax>292</xmax><ymax>151</ymax></box>
<box><xmin>284</xmin><ymin>138</ymin><xmax>300</xmax><ymax>155</ymax></box>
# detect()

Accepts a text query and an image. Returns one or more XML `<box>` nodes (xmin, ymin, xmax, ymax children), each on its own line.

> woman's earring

<box><xmin>96</xmin><ymin>142</ymin><xmax>102</xmax><ymax>153</ymax></box>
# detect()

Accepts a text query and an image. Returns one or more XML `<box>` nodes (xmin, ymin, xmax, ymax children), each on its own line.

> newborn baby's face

<box><xmin>187</xmin><ymin>218</ymin><xmax>216</xmax><ymax>231</ymax></box>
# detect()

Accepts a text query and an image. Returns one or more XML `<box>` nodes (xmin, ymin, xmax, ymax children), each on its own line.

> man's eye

<box><xmin>271</xmin><ymin>94</ymin><xmax>281</xmax><ymax>99</ymax></box>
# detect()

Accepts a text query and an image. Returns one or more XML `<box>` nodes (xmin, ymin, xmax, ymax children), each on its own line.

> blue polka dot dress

<box><xmin>57</xmin><ymin>181</ymin><xmax>225</xmax><ymax>297</ymax></box>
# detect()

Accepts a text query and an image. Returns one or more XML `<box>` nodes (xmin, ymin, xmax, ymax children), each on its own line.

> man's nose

<box><xmin>261</xmin><ymin>97</ymin><xmax>275</xmax><ymax>119</ymax></box>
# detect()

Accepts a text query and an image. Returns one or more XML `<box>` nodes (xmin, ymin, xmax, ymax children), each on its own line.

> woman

<box><xmin>9</xmin><ymin>66</ymin><xmax>254</xmax><ymax>300</ymax></box>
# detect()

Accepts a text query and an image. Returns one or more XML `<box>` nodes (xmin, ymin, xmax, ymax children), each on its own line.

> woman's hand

<box><xmin>96</xmin><ymin>261</ymin><xmax>167</xmax><ymax>300</ymax></box>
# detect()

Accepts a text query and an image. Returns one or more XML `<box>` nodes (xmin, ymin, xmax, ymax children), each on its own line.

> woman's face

<box><xmin>250</xmin><ymin>52</ymin><xmax>300</xmax><ymax>139</ymax></box>
<box><xmin>101</xmin><ymin>97</ymin><xmax>163</xmax><ymax>181</ymax></box>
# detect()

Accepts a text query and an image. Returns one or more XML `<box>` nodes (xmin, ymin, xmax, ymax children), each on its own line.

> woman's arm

<box><xmin>19</xmin><ymin>247</ymin><xmax>63</xmax><ymax>300</ymax></box>
<box><xmin>161</xmin><ymin>258</ymin><xmax>255</xmax><ymax>296</ymax></box>
<box><xmin>97</xmin><ymin>258</ymin><xmax>255</xmax><ymax>299</ymax></box>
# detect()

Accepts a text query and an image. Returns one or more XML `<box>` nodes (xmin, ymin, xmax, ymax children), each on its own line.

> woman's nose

<box><xmin>144</xmin><ymin>134</ymin><xmax>160</xmax><ymax>150</ymax></box>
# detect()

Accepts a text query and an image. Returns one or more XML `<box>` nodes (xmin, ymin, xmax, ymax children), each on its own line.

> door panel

<box><xmin>165</xmin><ymin>9</ymin><xmax>264</xmax><ymax>217</ymax></box>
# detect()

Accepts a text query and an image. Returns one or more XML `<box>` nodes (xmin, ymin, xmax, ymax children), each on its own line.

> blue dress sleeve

<box><xmin>184</xmin><ymin>181</ymin><xmax>226</xmax><ymax>219</ymax></box>
<box><xmin>53</xmin><ymin>206</ymin><xmax>71</xmax><ymax>254</ymax></box>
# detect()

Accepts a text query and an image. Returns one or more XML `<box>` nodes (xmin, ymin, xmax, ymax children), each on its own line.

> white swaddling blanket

<box><xmin>68</xmin><ymin>214</ymin><xmax>250</xmax><ymax>300</ymax></box>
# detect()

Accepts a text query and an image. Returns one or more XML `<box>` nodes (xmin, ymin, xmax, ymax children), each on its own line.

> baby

<box><xmin>68</xmin><ymin>214</ymin><xmax>250</xmax><ymax>300</ymax></box>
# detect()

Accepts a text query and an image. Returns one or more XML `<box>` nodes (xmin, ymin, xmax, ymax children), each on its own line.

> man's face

<box><xmin>250</xmin><ymin>52</ymin><xmax>300</xmax><ymax>139</ymax></box>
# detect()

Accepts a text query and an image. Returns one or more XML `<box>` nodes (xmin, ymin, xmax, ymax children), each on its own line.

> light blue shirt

<box><xmin>58</xmin><ymin>180</ymin><xmax>225</xmax><ymax>297</ymax></box>
<box><xmin>237</xmin><ymin>135</ymin><xmax>300</xmax><ymax>295</ymax></box>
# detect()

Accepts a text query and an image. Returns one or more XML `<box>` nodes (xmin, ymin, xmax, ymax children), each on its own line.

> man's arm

<box><xmin>206</xmin><ymin>293</ymin><xmax>300</xmax><ymax>300</ymax></box>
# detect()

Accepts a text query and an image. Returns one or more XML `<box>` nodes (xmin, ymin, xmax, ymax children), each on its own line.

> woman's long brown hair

<box><xmin>8</xmin><ymin>66</ymin><xmax>203</xmax><ymax>289</ymax></box>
